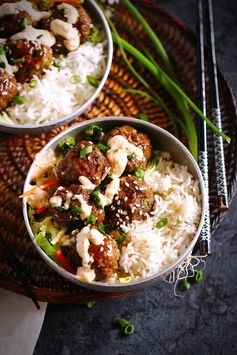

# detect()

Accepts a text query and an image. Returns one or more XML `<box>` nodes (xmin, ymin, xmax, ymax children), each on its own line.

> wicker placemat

<box><xmin>0</xmin><ymin>1</ymin><xmax>236</xmax><ymax>303</ymax></box>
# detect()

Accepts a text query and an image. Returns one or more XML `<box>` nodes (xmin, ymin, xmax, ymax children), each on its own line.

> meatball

<box><xmin>6</xmin><ymin>40</ymin><xmax>53</xmax><ymax>83</ymax></box>
<box><xmin>0</xmin><ymin>72</ymin><xmax>18</xmax><ymax>111</ymax></box>
<box><xmin>49</xmin><ymin>184</ymin><xmax>105</xmax><ymax>227</ymax></box>
<box><xmin>89</xmin><ymin>234</ymin><xmax>120</xmax><ymax>280</ymax></box>
<box><xmin>0</xmin><ymin>12</ymin><xmax>33</xmax><ymax>38</ymax></box>
<box><xmin>105</xmin><ymin>125</ymin><xmax>152</xmax><ymax>174</ymax></box>
<box><xmin>57</xmin><ymin>141</ymin><xmax>110</xmax><ymax>186</ymax></box>
<box><xmin>107</xmin><ymin>175</ymin><xmax>154</xmax><ymax>226</ymax></box>
<box><xmin>74</xmin><ymin>5</ymin><xmax>93</xmax><ymax>44</ymax></box>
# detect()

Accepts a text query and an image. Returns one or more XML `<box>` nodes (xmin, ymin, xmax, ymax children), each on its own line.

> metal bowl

<box><xmin>23</xmin><ymin>117</ymin><xmax>206</xmax><ymax>292</ymax></box>
<box><xmin>0</xmin><ymin>0</ymin><xmax>113</xmax><ymax>135</ymax></box>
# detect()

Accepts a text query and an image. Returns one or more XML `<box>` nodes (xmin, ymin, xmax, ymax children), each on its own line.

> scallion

<box><xmin>57</xmin><ymin>206</ymin><xmax>65</xmax><ymax>212</ymax></box>
<box><xmin>70</xmin><ymin>75</ymin><xmax>80</xmax><ymax>84</ymax></box>
<box><xmin>0</xmin><ymin>44</ymin><xmax>5</xmax><ymax>55</ymax></box>
<box><xmin>137</xmin><ymin>113</ymin><xmax>149</xmax><ymax>122</ymax></box>
<box><xmin>85</xmin><ymin>124</ymin><xmax>103</xmax><ymax>141</ymax></box>
<box><xmin>86</xmin><ymin>301</ymin><xmax>96</xmax><ymax>308</ymax></box>
<box><xmin>29</xmin><ymin>79</ymin><xmax>38</xmax><ymax>88</ymax></box>
<box><xmin>134</xmin><ymin>167</ymin><xmax>144</xmax><ymax>179</ymax></box>
<box><xmin>182</xmin><ymin>279</ymin><xmax>191</xmax><ymax>291</ymax></box>
<box><xmin>87</xmin><ymin>26</ymin><xmax>99</xmax><ymax>43</ymax></box>
<box><xmin>127</xmin><ymin>153</ymin><xmax>135</xmax><ymax>160</ymax></box>
<box><xmin>194</xmin><ymin>270</ymin><xmax>203</xmax><ymax>284</ymax></box>
<box><xmin>12</xmin><ymin>95</ymin><xmax>25</xmax><ymax>105</ymax></box>
<box><xmin>86</xmin><ymin>215</ymin><xmax>97</xmax><ymax>225</ymax></box>
<box><xmin>98</xmin><ymin>224</ymin><xmax>107</xmax><ymax>234</ymax></box>
<box><xmin>97</xmin><ymin>143</ymin><xmax>109</xmax><ymax>152</ymax></box>
<box><xmin>80</xmin><ymin>145</ymin><xmax>92</xmax><ymax>158</ymax></box>
<box><xmin>156</xmin><ymin>218</ymin><xmax>168</xmax><ymax>229</ymax></box>
<box><xmin>71</xmin><ymin>207</ymin><xmax>82</xmax><ymax>214</ymax></box>
<box><xmin>33</xmin><ymin>48</ymin><xmax>42</xmax><ymax>57</ymax></box>
<box><xmin>117</xmin><ymin>318</ymin><xmax>135</xmax><ymax>335</ymax></box>
<box><xmin>20</xmin><ymin>17</ymin><xmax>28</xmax><ymax>29</ymax></box>
<box><xmin>91</xmin><ymin>188</ymin><xmax>103</xmax><ymax>208</ymax></box>
<box><xmin>87</xmin><ymin>75</ymin><xmax>99</xmax><ymax>88</ymax></box>
<box><xmin>58</xmin><ymin>136</ymin><xmax>76</xmax><ymax>153</ymax></box>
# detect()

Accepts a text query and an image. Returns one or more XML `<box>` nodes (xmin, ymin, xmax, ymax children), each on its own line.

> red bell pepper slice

<box><xmin>34</xmin><ymin>206</ymin><xmax>48</xmax><ymax>215</ymax></box>
<box><xmin>19</xmin><ymin>179</ymin><xmax>61</xmax><ymax>198</ymax></box>
<box><xmin>55</xmin><ymin>250</ymin><xmax>76</xmax><ymax>275</ymax></box>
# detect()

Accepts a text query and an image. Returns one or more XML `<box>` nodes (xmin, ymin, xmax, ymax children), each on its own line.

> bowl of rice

<box><xmin>22</xmin><ymin>117</ymin><xmax>206</xmax><ymax>292</ymax></box>
<box><xmin>0</xmin><ymin>0</ymin><xmax>112</xmax><ymax>134</ymax></box>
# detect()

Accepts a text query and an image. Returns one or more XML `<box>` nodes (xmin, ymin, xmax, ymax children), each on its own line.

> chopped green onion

<box><xmin>20</xmin><ymin>17</ymin><xmax>28</xmax><ymax>29</ymax></box>
<box><xmin>194</xmin><ymin>270</ymin><xmax>203</xmax><ymax>284</ymax></box>
<box><xmin>119</xmin><ymin>276</ymin><xmax>131</xmax><ymax>283</ymax></box>
<box><xmin>71</xmin><ymin>207</ymin><xmax>82</xmax><ymax>214</ymax></box>
<box><xmin>98</xmin><ymin>224</ymin><xmax>107</xmax><ymax>234</ymax></box>
<box><xmin>80</xmin><ymin>145</ymin><xmax>92</xmax><ymax>158</ymax></box>
<box><xmin>87</xmin><ymin>26</ymin><xmax>99</xmax><ymax>43</ymax></box>
<box><xmin>97</xmin><ymin>143</ymin><xmax>109</xmax><ymax>152</ymax></box>
<box><xmin>0</xmin><ymin>62</ymin><xmax>6</xmax><ymax>69</ymax></box>
<box><xmin>57</xmin><ymin>206</ymin><xmax>65</xmax><ymax>212</ymax></box>
<box><xmin>91</xmin><ymin>188</ymin><xmax>103</xmax><ymax>208</ymax></box>
<box><xmin>134</xmin><ymin>167</ymin><xmax>144</xmax><ymax>179</ymax></box>
<box><xmin>137</xmin><ymin>113</ymin><xmax>149</xmax><ymax>122</ymax></box>
<box><xmin>85</xmin><ymin>124</ymin><xmax>103</xmax><ymax>141</ymax></box>
<box><xmin>53</xmin><ymin>63</ymin><xmax>61</xmax><ymax>71</ymax></box>
<box><xmin>86</xmin><ymin>301</ymin><xmax>96</xmax><ymax>308</ymax></box>
<box><xmin>12</xmin><ymin>95</ymin><xmax>25</xmax><ymax>105</ymax></box>
<box><xmin>70</xmin><ymin>75</ymin><xmax>80</xmax><ymax>84</ymax></box>
<box><xmin>58</xmin><ymin>136</ymin><xmax>76</xmax><ymax>153</ymax></box>
<box><xmin>0</xmin><ymin>44</ymin><xmax>5</xmax><ymax>55</ymax></box>
<box><xmin>87</xmin><ymin>75</ymin><xmax>99</xmax><ymax>88</ymax></box>
<box><xmin>127</xmin><ymin>153</ymin><xmax>135</xmax><ymax>160</ymax></box>
<box><xmin>124</xmin><ymin>323</ymin><xmax>135</xmax><ymax>335</ymax></box>
<box><xmin>182</xmin><ymin>279</ymin><xmax>191</xmax><ymax>291</ymax></box>
<box><xmin>37</xmin><ymin>0</ymin><xmax>54</xmax><ymax>11</ymax></box>
<box><xmin>35</xmin><ymin>232</ymin><xmax>57</xmax><ymax>261</ymax></box>
<box><xmin>116</xmin><ymin>232</ymin><xmax>128</xmax><ymax>245</ymax></box>
<box><xmin>117</xmin><ymin>318</ymin><xmax>131</xmax><ymax>327</ymax></box>
<box><xmin>86</xmin><ymin>215</ymin><xmax>97</xmax><ymax>225</ymax></box>
<box><xmin>33</xmin><ymin>48</ymin><xmax>42</xmax><ymax>57</ymax></box>
<box><xmin>29</xmin><ymin>79</ymin><xmax>38</xmax><ymax>88</ymax></box>
<box><xmin>156</xmin><ymin>218</ymin><xmax>168</xmax><ymax>229</ymax></box>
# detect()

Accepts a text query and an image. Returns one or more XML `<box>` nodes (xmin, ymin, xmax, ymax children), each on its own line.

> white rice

<box><xmin>1</xmin><ymin>41</ymin><xmax>107</xmax><ymax>125</ymax></box>
<box><xmin>119</xmin><ymin>152</ymin><xmax>201</xmax><ymax>281</ymax></box>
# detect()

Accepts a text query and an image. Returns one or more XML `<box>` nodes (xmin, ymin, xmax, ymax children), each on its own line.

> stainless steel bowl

<box><xmin>23</xmin><ymin>117</ymin><xmax>206</xmax><ymax>292</ymax></box>
<box><xmin>0</xmin><ymin>0</ymin><xmax>113</xmax><ymax>135</ymax></box>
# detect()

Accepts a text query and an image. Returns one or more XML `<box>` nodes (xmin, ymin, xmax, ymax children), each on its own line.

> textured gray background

<box><xmin>34</xmin><ymin>1</ymin><xmax>237</xmax><ymax>354</ymax></box>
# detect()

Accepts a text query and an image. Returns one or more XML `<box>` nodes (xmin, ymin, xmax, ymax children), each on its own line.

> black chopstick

<box><xmin>204</xmin><ymin>0</ymin><xmax>229</xmax><ymax>212</ymax></box>
<box><xmin>0</xmin><ymin>236</ymin><xmax>40</xmax><ymax>310</ymax></box>
<box><xmin>197</xmin><ymin>0</ymin><xmax>211</xmax><ymax>255</ymax></box>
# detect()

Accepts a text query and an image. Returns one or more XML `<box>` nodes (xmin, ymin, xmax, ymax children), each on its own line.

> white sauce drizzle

<box><xmin>107</xmin><ymin>135</ymin><xmax>144</xmax><ymax>178</ymax></box>
<box><xmin>11</xmin><ymin>26</ymin><xmax>56</xmax><ymax>47</ymax></box>
<box><xmin>79</xmin><ymin>176</ymin><xmax>96</xmax><ymax>190</ymax></box>
<box><xmin>0</xmin><ymin>1</ymin><xmax>51</xmax><ymax>21</ymax></box>
<box><xmin>64</xmin><ymin>191</ymin><xmax>73</xmax><ymax>210</ymax></box>
<box><xmin>73</xmin><ymin>194</ymin><xmax>92</xmax><ymax>220</ymax></box>
<box><xmin>76</xmin><ymin>226</ymin><xmax>105</xmax><ymax>282</ymax></box>
<box><xmin>50</xmin><ymin>19</ymin><xmax>80</xmax><ymax>51</ymax></box>
<box><xmin>100</xmin><ymin>177</ymin><xmax>120</xmax><ymax>207</ymax></box>
<box><xmin>49</xmin><ymin>195</ymin><xmax>62</xmax><ymax>208</ymax></box>
<box><xmin>57</xmin><ymin>3</ymin><xmax>78</xmax><ymax>24</ymax></box>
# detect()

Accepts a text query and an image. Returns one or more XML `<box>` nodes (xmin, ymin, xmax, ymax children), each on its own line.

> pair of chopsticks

<box><xmin>197</xmin><ymin>0</ymin><xmax>229</xmax><ymax>256</ymax></box>
<box><xmin>0</xmin><ymin>235</ymin><xmax>40</xmax><ymax>310</ymax></box>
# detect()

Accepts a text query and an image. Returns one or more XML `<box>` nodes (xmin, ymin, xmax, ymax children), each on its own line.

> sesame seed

<box><xmin>124</xmin><ymin>196</ymin><xmax>128</xmax><ymax>202</ymax></box>
<box><xmin>139</xmin><ymin>210</ymin><xmax>143</xmax><ymax>216</ymax></box>
<box><xmin>100</xmin><ymin>247</ymin><xmax>104</xmax><ymax>252</ymax></box>
<box><xmin>125</xmin><ymin>216</ymin><xmax>129</xmax><ymax>220</ymax></box>
<box><xmin>131</xmin><ymin>207</ymin><xmax>135</xmax><ymax>213</ymax></box>
<box><xmin>115</xmin><ymin>195</ymin><xmax>119</xmax><ymax>201</ymax></box>
<box><xmin>117</xmin><ymin>200</ymin><xmax>121</xmax><ymax>206</ymax></box>
<box><xmin>116</xmin><ymin>213</ymin><xmax>120</xmax><ymax>218</ymax></box>
<box><xmin>135</xmin><ymin>204</ymin><xmax>140</xmax><ymax>208</ymax></box>
<box><xmin>135</xmin><ymin>186</ymin><xmax>139</xmax><ymax>190</ymax></box>
<box><xmin>125</xmin><ymin>182</ymin><xmax>130</xmax><ymax>187</ymax></box>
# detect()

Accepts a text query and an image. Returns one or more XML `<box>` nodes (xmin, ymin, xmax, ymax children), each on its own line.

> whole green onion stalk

<box><xmin>97</xmin><ymin>0</ymin><xmax>230</xmax><ymax>159</ymax></box>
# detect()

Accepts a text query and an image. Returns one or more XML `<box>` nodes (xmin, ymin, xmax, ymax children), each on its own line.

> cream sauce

<box><xmin>73</xmin><ymin>194</ymin><xmax>92</xmax><ymax>220</ymax></box>
<box><xmin>79</xmin><ymin>176</ymin><xmax>96</xmax><ymax>190</ymax></box>
<box><xmin>57</xmin><ymin>3</ymin><xmax>78</xmax><ymax>24</ymax></box>
<box><xmin>11</xmin><ymin>26</ymin><xmax>56</xmax><ymax>47</ymax></box>
<box><xmin>50</xmin><ymin>19</ymin><xmax>80</xmax><ymax>51</ymax></box>
<box><xmin>0</xmin><ymin>55</ymin><xmax>14</xmax><ymax>76</ymax></box>
<box><xmin>0</xmin><ymin>1</ymin><xmax>51</xmax><ymax>21</ymax></box>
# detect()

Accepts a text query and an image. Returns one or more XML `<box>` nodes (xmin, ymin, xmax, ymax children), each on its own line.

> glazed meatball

<box><xmin>0</xmin><ymin>72</ymin><xmax>18</xmax><ymax>111</ymax></box>
<box><xmin>107</xmin><ymin>175</ymin><xmax>154</xmax><ymax>226</ymax></box>
<box><xmin>74</xmin><ymin>5</ymin><xmax>93</xmax><ymax>43</ymax></box>
<box><xmin>0</xmin><ymin>11</ymin><xmax>33</xmax><ymax>38</ymax></box>
<box><xmin>105</xmin><ymin>125</ymin><xmax>152</xmax><ymax>174</ymax></box>
<box><xmin>89</xmin><ymin>234</ymin><xmax>120</xmax><ymax>280</ymax></box>
<box><xmin>6</xmin><ymin>40</ymin><xmax>53</xmax><ymax>83</ymax></box>
<box><xmin>49</xmin><ymin>184</ymin><xmax>105</xmax><ymax>227</ymax></box>
<box><xmin>62</xmin><ymin>238</ymin><xmax>81</xmax><ymax>270</ymax></box>
<box><xmin>57</xmin><ymin>141</ymin><xmax>110</xmax><ymax>186</ymax></box>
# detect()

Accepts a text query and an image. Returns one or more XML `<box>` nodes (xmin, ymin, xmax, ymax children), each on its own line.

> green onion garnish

<box><xmin>134</xmin><ymin>167</ymin><xmax>144</xmax><ymax>179</ymax></box>
<box><xmin>127</xmin><ymin>153</ymin><xmax>135</xmax><ymax>160</ymax></box>
<box><xmin>91</xmin><ymin>188</ymin><xmax>103</xmax><ymax>208</ymax></box>
<box><xmin>182</xmin><ymin>279</ymin><xmax>191</xmax><ymax>291</ymax></box>
<box><xmin>58</xmin><ymin>136</ymin><xmax>76</xmax><ymax>153</ymax></box>
<box><xmin>57</xmin><ymin>206</ymin><xmax>65</xmax><ymax>212</ymax></box>
<box><xmin>0</xmin><ymin>62</ymin><xmax>6</xmax><ymax>69</ymax></box>
<box><xmin>87</xmin><ymin>26</ymin><xmax>99</xmax><ymax>43</ymax></box>
<box><xmin>70</xmin><ymin>75</ymin><xmax>80</xmax><ymax>84</ymax></box>
<box><xmin>20</xmin><ymin>17</ymin><xmax>28</xmax><ymax>29</ymax></box>
<box><xmin>12</xmin><ymin>96</ymin><xmax>25</xmax><ymax>105</ymax></box>
<box><xmin>86</xmin><ymin>215</ymin><xmax>97</xmax><ymax>225</ymax></box>
<box><xmin>53</xmin><ymin>63</ymin><xmax>61</xmax><ymax>71</ymax></box>
<box><xmin>86</xmin><ymin>301</ymin><xmax>96</xmax><ymax>308</ymax></box>
<box><xmin>194</xmin><ymin>270</ymin><xmax>203</xmax><ymax>284</ymax></box>
<box><xmin>71</xmin><ymin>207</ymin><xmax>82</xmax><ymax>214</ymax></box>
<box><xmin>117</xmin><ymin>318</ymin><xmax>131</xmax><ymax>327</ymax></box>
<box><xmin>155</xmin><ymin>218</ymin><xmax>168</xmax><ymax>229</ymax></box>
<box><xmin>98</xmin><ymin>224</ymin><xmax>107</xmax><ymax>234</ymax></box>
<box><xmin>85</xmin><ymin>124</ymin><xmax>103</xmax><ymax>141</ymax></box>
<box><xmin>0</xmin><ymin>44</ymin><xmax>5</xmax><ymax>55</ymax></box>
<box><xmin>96</xmin><ymin>143</ymin><xmax>109</xmax><ymax>152</ymax></box>
<box><xmin>117</xmin><ymin>318</ymin><xmax>135</xmax><ymax>335</ymax></box>
<box><xmin>116</xmin><ymin>233</ymin><xmax>128</xmax><ymax>245</ymax></box>
<box><xmin>87</xmin><ymin>75</ymin><xmax>99</xmax><ymax>88</ymax></box>
<box><xmin>29</xmin><ymin>79</ymin><xmax>38</xmax><ymax>88</ymax></box>
<box><xmin>80</xmin><ymin>145</ymin><xmax>92</xmax><ymax>158</ymax></box>
<box><xmin>33</xmin><ymin>48</ymin><xmax>42</xmax><ymax>57</ymax></box>
<box><xmin>137</xmin><ymin>113</ymin><xmax>149</xmax><ymax>122</ymax></box>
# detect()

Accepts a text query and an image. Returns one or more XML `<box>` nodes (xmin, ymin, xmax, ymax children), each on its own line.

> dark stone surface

<box><xmin>34</xmin><ymin>1</ymin><xmax>237</xmax><ymax>354</ymax></box>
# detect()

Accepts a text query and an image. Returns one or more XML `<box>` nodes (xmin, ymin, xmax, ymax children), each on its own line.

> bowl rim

<box><xmin>0</xmin><ymin>0</ymin><xmax>113</xmax><ymax>131</ymax></box>
<box><xmin>23</xmin><ymin>117</ymin><xmax>206</xmax><ymax>292</ymax></box>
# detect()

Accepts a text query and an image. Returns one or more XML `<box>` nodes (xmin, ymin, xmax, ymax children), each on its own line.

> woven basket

<box><xmin>0</xmin><ymin>0</ymin><xmax>236</xmax><ymax>303</ymax></box>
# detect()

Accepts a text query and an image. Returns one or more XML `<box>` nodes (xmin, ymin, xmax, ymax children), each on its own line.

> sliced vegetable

<box><xmin>34</xmin><ymin>206</ymin><xmax>48</xmax><ymax>215</ymax></box>
<box><xmin>96</xmin><ymin>143</ymin><xmax>109</xmax><ymax>152</ymax></box>
<box><xmin>57</xmin><ymin>206</ymin><xmax>65</xmax><ymax>212</ymax></box>
<box><xmin>19</xmin><ymin>179</ymin><xmax>61</xmax><ymax>198</ymax></box>
<box><xmin>119</xmin><ymin>276</ymin><xmax>131</xmax><ymax>283</ymax></box>
<box><xmin>29</xmin><ymin>79</ymin><xmax>38</xmax><ymax>88</ymax></box>
<box><xmin>117</xmin><ymin>318</ymin><xmax>135</xmax><ymax>335</ymax></box>
<box><xmin>116</xmin><ymin>232</ymin><xmax>128</xmax><ymax>245</ymax></box>
<box><xmin>35</xmin><ymin>231</ymin><xmax>57</xmax><ymax>260</ymax></box>
<box><xmin>33</xmin><ymin>48</ymin><xmax>42</xmax><ymax>57</ymax></box>
<box><xmin>98</xmin><ymin>224</ymin><xmax>107</xmax><ymax>234</ymax></box>
<box><xmin>58</xmin><ymin>136</ymin><xmax>76</xmax><ymax>153</ymax></box>
<box><xmin>86</xmin><ymin>301</ymin><xmax>96</xmax><ymax>308</ymax></box>
<box><xmin>31</xmin><ymin>216</ymin><xmax>59</xmax><ymax>240</ymax></box>
<box><xmin>87</xmin><ymin>26</ymin><xmax>99</xmax><ymax>43</ymax></box>
<box><xmin>91</xmin><ymin>188</ymin><xmax>103</xmax><ymax>208</ymax></box>
<box><xmin>134</xmin><ymin>167</ymin><xmax>144</xmax><ymax>179</ymax></box>
<box><xmin>194</xmin><ymin>270</ymin><xmax>203</xmax><ymax>284</ymax></box>
<box><xmin>145</xmin><ymin>159</ymin><xmax>158</xmax><ymax>176</ymax></box>
<box><xmin>182</xmin><ymin>279</ymin><xmax>191</xmax><ymax>291</ymax></box>
<box><xmin>156</xmin><ymin>218</ymin><xmax>168</xmax><ymax>229</ymax></box>
<box><xmin>117</xmin><ymin>318</ymin><xmax>131</xmax><ymax>327</ymax></box>
<box><xmin>20</xmin><ymin>17</ymin><xmax>28</xmax><ymax>29</ymax></box>
<box><xmin>127</xmin><ymin>153</ymin><xmax>135</xmax><ymax>160</ymax></box>
<box><xmin>80</xmin><ymin>146</ymin><xmax>92</xmax><ymax>158</ymax></box>
<box><xmin>86</xmin><ymin>215</ymin><xmax>97</xmax><ymax>225</ymax></box>
<box><xmin>0</xmin><ymin>44</ymin><xmax>5</xmax><ymax>55</ymax></box>
<box><xmin>71</xmin><ymin>206</ymin><xmax>82</xmax><ymax>214</ymax></box>
<box><xmin>70</xmin><ymin>75</ymin><xmax>80</xmax><ymax>84</ymax></box>
<box><xmin>85</xmin><ymin>124</ymin><xmax>103</xmax><ymax>141</ymax></box>
<box><xmin>37</xmin><ymin>0</ymin><xmax>55</xmax><ymax>11</ymax></box>
<box><xmin>87</xmin><ymin>75</ymin><xmax>99</xmax><ymax>88</ymax></box>
<box><xmin>137</xmin><ymin>113</ymin><xmax>149</xmax><ymax>122</ymax></box>
<box><xmin>13</xmin><ymin>96</ymin><xmax>25</xmax><ymax>105</ymax></box>
<box><xmin>55</xmin><ymin>250</ymin><xmax>76</xmax><ymax>274</ymax></box>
